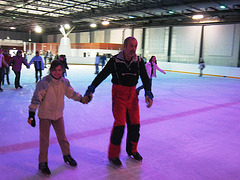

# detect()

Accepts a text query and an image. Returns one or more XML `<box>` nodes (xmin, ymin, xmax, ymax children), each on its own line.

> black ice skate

<box><xmin>63</xmin><ymin>154</ymin><xmax>77</xmax><ymax>167</ymax></box>
<box><xmin>128</xmin><ymin>152</ymin><xmax>143</xmax><ymax>161</ymax></box>
<box><xmin>109</xmin><ymin>157</ymin><xmax>122</xmax><ymax>167</ymax></box>
<box><xmin>38</xmin><ymin>162</ymin><xmax>51</xmax><ymax>175</ymax></box>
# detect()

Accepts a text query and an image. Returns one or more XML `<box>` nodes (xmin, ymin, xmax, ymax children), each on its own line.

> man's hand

<box><xmin>145</xmin><ymin>96</ymin><xmax>153</xmax><ymax>108</ymax></box>
<box><xmin>81</xmin><ymin>93</ymin><xmax>93</xmax><ymax>104</ymax></box>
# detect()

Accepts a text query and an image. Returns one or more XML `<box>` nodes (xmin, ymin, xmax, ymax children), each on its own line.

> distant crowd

<box><xmin>0</xmin><ymin>48</ymin><xmax>69</xmax><ymax>92</ymax></box>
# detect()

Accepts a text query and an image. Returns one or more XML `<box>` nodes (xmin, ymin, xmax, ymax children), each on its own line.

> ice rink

<box><xmin>0</xmin><ymin>64</ymin><xmax>240</xmax><ymax>180</ymax></box>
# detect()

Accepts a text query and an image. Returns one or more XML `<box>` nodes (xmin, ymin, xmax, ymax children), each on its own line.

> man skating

<box><xmin>83</xmin><ymin>37</ymin><xmax>153</xmax><ymax>167</ymax></box>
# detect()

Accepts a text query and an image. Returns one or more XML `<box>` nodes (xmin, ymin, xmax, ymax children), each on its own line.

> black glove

<box><xmin>145</xmin><ymin>91</ymin><xmax>154</xmax><ymax>100</ymax></box>
<box><xmin>84</xmin><ymin>85</ymin><xmax>95</xmax><ymax>101</ymax></box>
<box><xmin>28</xmin><ymin>111</ymin><xmax>36</xmax><ymax>127</ymax></box>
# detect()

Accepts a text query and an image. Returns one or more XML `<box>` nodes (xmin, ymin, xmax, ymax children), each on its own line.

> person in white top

<box><xmin>0</xmin><ymin>48</ymin><xmax>9</xmax><ymax>92</ymax></box>
<box><xmin>136</xmin><ymin>56</ymin><xmax>166</xmax><ymax>95</ymax></box>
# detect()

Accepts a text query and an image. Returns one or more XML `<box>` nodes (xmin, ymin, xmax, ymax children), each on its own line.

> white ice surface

<box><xmin>0</xmin><ymin>65</ymin><xmax>240</xmax><ymax>180</ymax></box>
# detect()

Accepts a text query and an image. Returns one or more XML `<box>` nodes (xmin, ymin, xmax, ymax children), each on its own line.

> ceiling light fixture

<box><xmin>35</xmin><ymin>25</ymin><xmax>42</xmax><ymax>33</ymax></box>
<box><xmin>90</xmin><ymin>23</ymin><xmax>97</xmax><ymax>28</ymax></box>
<box><xmin>102</xmin><ymin>21</ymin><xmax>109</xmax><ymax>26</ymax></box>
<box><xmin>16</xmin><ymin>3</ymin><xmax>24</xmax><ymax>7</ymax></box>
<box><xmin>64</xmin><ymin>24</ymin><xmax>70</xmax><ymax>29</ymax></box>
<box><xmin>220</xmin><ymin>5</ymin><xmax>226</xmax><ymax>9</ymax></box>
<box><xmin>10</xmin><ymin>27</ymin><xmax>16</xmax><ymax>30</ymax></box>
<box><xmin>192</xmin><ymin>14</ymin><xmax>204</xmax><ymax>19</ymax></box>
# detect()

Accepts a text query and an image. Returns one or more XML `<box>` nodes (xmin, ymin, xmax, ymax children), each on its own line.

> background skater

<box><xmin>199</xmin><ymin>58</ymin><xmax>205</xmax><ymax>77</ymax></box>
<box><xmin>8</xmin><ymin>50</ymin><xmax>29</xmax><ymax>89</ymax></box>
<box><xmin>136</xmin><ymin>55</ymin><xmax>166</xmax><ymax>95</ymax></box>
<box><xmin>28</xmin><ymin>51</ymin><xmax>44</xmax><ymax>83</ymax></box>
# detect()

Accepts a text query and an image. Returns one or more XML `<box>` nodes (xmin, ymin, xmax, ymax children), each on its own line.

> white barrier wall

<box><xmin>160</xmin><ymin>62</ymin><xmax>240</xmax><ymax>78</ymax></box>
<box><xmin>26</xmin><ymin>55</ymin><xmax>240</xmax><ymax>78</ymax></box>
<box><xmin>70</xmin><ymin>49</ymin><xmax>120</xmax><ymax>58</ymax></box>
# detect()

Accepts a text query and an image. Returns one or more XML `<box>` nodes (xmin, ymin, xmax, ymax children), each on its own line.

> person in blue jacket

<box><xmin>29</xmin><ymin>51</ymin><xmax>44</xmax><ymax>83</ymax></box>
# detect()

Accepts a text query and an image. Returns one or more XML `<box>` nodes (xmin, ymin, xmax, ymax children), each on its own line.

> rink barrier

<box><xmin>64</xmin><ymin>62</ymin><xmax>240</xmax><ymax>79</ymax></box>
<box><xmin>164</xmin><ymin>70</ymin><xmax>240</xmax><ymax>79</ymax></box>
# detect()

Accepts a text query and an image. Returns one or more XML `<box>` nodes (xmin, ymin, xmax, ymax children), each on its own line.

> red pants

<box><xmin>108</xmin><ymin>84</ymin><xmax>140</xmax><ymax>159</ymax></box>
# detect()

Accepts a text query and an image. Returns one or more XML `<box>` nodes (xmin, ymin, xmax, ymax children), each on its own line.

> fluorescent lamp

<box><xmin>192</xmin><ymin>14</ymin><xmax>204</xmax><ymax>19</ymax></box>
<box><xmin>102</xmin><ymin>21</ymin><xmax>109</xmax><ymax>26</ymax></box>
<box><xmin>16</xmin><ymin>3</ymin><xmax>24</xmax><ymax>7</ymax></box>
<box><xmin>35</xmin><ymin>25</ymin><xmax>42</xmax><ymax>33</ymax></box>
<box><xmin>90</xmin><ymin>23</ymin><xmax>97</xmax><ymax>28</ymax></box>
<box><xmin>220</xmin><ymin>5</ymin><xmax>226</xmax><ymax>9</ymax></box>
<box><xmin>64</xmin><ymin>24</ymin><xmax>70</xmax><ymax>29</ymax></box>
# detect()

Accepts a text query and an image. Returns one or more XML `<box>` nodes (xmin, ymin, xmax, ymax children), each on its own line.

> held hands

<box><xmin>28</xmin><ymin>111</ymin><xmax>36</xmax><ymax>127</ymax></box>
<box><xmin>81</xmin><ymin>93</ymin><xmax>93</xmax><ymax>104</ymax></box>
<box><xmin>81</xmin><ymin>85</ymin><xmax>95</xmax><ymax>104</ymax></box>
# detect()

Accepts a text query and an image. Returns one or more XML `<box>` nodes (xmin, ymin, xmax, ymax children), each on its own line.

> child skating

<box><xmin>28</xmin><ymin>60</ymin><xmax>88</xmax><ymax>175</ymax></box>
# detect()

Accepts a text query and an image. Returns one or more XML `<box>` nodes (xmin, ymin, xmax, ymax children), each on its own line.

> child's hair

<box><xmin>49</xmin><ymin>60</ymin><xmax>64</xmax><ymax>72</ymax></box>
<box><xmin>59</xmin><ymin>54</ymin><xmax>66</xmax><ymax>60</ymax></box>
<box><xmin>149</xmin><ymin>56</ymin><xmax>157</xmax><ymax>65</ymax></box>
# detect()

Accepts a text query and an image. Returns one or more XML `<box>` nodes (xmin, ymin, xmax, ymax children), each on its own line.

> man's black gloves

<box><xmin>28</xmin><ymin>111</ymin><xmax>36</xmax><ymax>127</ymax></box>
<box><xmin>84</xmin><ymin>84</ymin><xmax>95</xmax><ymax>102</ymax></box>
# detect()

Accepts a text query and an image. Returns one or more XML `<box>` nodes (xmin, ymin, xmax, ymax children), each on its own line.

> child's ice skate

<box><xmin>63</xmin><ymin>154</ymin><xmax>77</xmax><ymax>167</ymax></box>
<box><xmin>38</xmin><ymin>162</ymin><xmax>51</xmax><ymax>175</ymax></box>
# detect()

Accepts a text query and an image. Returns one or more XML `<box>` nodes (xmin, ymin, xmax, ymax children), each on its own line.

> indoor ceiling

<box><xmin>0</xmin><ymin>0</ymin><xmax>240</xmax><ymax>35</ymax></box>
